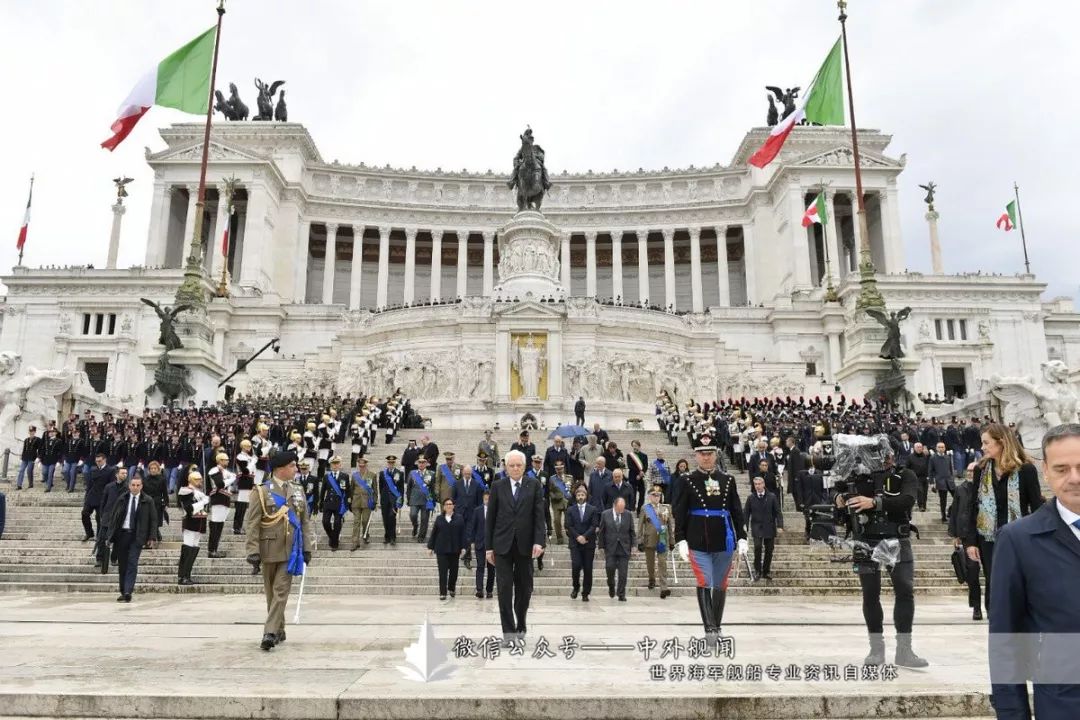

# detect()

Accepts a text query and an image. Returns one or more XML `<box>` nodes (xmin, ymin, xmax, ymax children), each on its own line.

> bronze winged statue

<box><xmin>766</xmin><ymin>86</ymin><xmax>800</xmax><ymax>121</ymax></box>
<box><xmin>865</xmin><ymin>306</ymin><xmax>912</xmax><ymax>360</ymax></box>
<box><xmin>112</xmin><ymin>176</ymin><xmax>134</xmax><ymax>201</ymax></box>
<box><xmin>253</xmin><ymin>78</ymin><xmax>285</xmax><ymax>121</ymax></box>
<box><xmin>918</xmin><ymin>182</ymin><xmax>937</xmax><ymax>211</ymax></box>
<box><xmin>140</xmin><ymin>298</ymin><xmax>191</xmax><ymax>351</ymax></box>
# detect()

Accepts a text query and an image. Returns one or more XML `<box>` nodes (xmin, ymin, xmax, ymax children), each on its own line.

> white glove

<box><xmin>676</xmin><ymin>540</ymin><xmax>689</xmax><ymax>562</ymax></box>
<box><xmin>737</xmin><ymin>538</ymin><xmax>748</xmax><ymax>556</ymax></box>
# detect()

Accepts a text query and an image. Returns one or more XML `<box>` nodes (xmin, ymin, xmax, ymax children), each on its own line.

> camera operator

<box><xmin>837</xmin><ymin>447</ymin><xmax>928</xmax><ymax>668</ymax></box>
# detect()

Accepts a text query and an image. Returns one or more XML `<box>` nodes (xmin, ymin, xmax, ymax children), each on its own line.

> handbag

<box><xmin>950</xmin><ymin>546</ymin><xmax>967</xmax><ymax>584</ymax></box>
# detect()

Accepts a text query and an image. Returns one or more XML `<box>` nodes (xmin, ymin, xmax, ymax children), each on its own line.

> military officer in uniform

<box><xmin>318</xmin><ymin>456</ymin><xmax>351</xmax><ymax>551</ymax></box>
<box><xmin>408</xmin><ymin>456</ymin><xmax>437</xmax><ymax>542</ymax></box>
<box><xmin>673</xmin><ymin>435</ymin><xmax>748</xmax><ymax>642</ymax></box>
<box><xmin>434</xmin><ymin>451</ymin><xmax>461</xmax><ymax>505</ymax></box>
<box><xmin>547</xmin><ymin>458</ymin><xmax>572</xmax><ymax>544</ymax></box>
<box><xmin>244</xmin><ymin>449</ymin><xmax>314</xmax><ymax>651</ymax></box>
<box><xmin>298</xmin><ymin>460</ymin><xmax>319</xmax><ymax>517</ymax></box>
<box><xmin>639</xmin><ymin>484</ymin><xmax>674</xmax><ymax>598</ymax></box>
<box><xmin>349</xmin><ymin>456</ymin><xmax>378</xmax><ymax>550</ymax></box>
<box><xmin>474</xmin><ymin>451</ymin><xmax>495</xmax><ymax>485</ymax></box>
<box><xmin>379</xmin><ymin>455</ymin><xmax>405</xmax><ymax>545</ymax></box>
<box><xmin>527</xmin><ymin>454</ymin><xmax>550</xmax><ymax>571</ymax></box>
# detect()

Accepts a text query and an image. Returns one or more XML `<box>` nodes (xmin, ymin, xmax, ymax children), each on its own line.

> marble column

<box><xmin>240</xmin><ymin>185</ymin><xmax>269</xmax><ymax>287</ymax></box>
<box><xmin>689</xmin><ymin>227</ymin><xmax>703</xmax><ymax>312</ymax></box>
<box><xmin>209</xmin><ymin>188</ymin><xmax>228</xmax><ymax>278</ymax></box>
<box><xmin>662</xmin><ymin>228</ymin><xmax>676</xmax><ymax>311</ymax></box>
<box><xmin>715</xmin><ymin>225</ymin><xmax>730</xmax><ymax>306</ymax></box>
<box><xmin>293</xmin><ymin>219</ymin><xmax>311</xmax><ymax>303</ymax></box>
<box><xmin>349</xmin><ymin>225</ymin><xmax>364</xmax><ymax>310</ymax></box>
<box><xmin>144</xmin><ymin>182</ymin><xmax>171</xmax><ymax>266</ymax></box>
<box><xmin>376</xmin><ymin>226</ymin><xmax>390</xmax><ymax>309</ymax></box>
<box><xmin>823</xmin><ymin>191</ymin><xmax>842</xmax><ymax>283</ymax></box>
<box><xmin>430</xmin><ymin>230</ymin><xmax>443</xmax><ymax>301</ymax></box>
<box><xmin>494</xmin><ymin>329</ymin><xmax>511</xmax><ymax>402</ymax></box>
<box><xmin>791</xmin><ymin>185</ymin><xmax>812</xmax><ymax>289</ymax></box>
<box><xmin>482</xmin><ymin>231</ymin><xmax>494</xmax><ymax>296</ymax></box>
<box><xmin>456</xmin><ymin>231</ymin><xmax>468</xmax><ymax>298</ymax></box>
<box><xmin>403</xmin><ymin>228</ymin><xmax>417</xmax><ymax>304</ymax></box>
<box><xmin>850</xmin><ymin>191</ymin><xmax>864</xmax><ymax>275</ymax></box>
<box><xmin>742</xmin><ymin>224</ymin><xmax>757</xmax><ymax>305</ymax></box>
<box><xmin>827</xmin><ymin>332</ymin><xmax>842</xmax><ymax>382</ymax></box>
<box><xmin>180</xmin><ymin>185</ymin><xmax>199</xmax><ymax>266</ymax></box>
<box><xmin>107</xmin><ymin>202</ymin><xmax>126</xmax><ymax>269</ymax></box>
<box><xmin>585</xmin><ymin>231</ymin><xmax>597</xmax><ymax>297</ymax></box>
<box><xmin>547</xmin><ymin>331</ymin><xmax>563</xmax><ymax>399</ymax></box>
<box><xmin>560</xmin><ymin>233</ymin><xmax>571</xmax><ymax>290</ymax></box>
<box><xmin>637</xmin><ymin>229</ymin><xmax>649</xmax><ymax>304</ymax></box>
<box><xmin>611</xmin><ymin>232</ymin><xmax>623</xmax><ymax>302</ymax></box>
<box><xmin>322</xmin><ymin>223</ymin><xmax>338</xmax><ymax>304</ymax></box>
<box><xmin>878</xmin><ymin>190</ymin><xmax>901</xmax><ymax>273</ymax></box>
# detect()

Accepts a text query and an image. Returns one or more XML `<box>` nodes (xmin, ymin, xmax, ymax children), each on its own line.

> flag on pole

<box><xmin>996</xmin><ymin>200</ymin><xmax>1018</xmax><ymax>231</ymax></box>
<box><xmin>101</xmin><ymin>27</ymin><xmax>217</xmax><ymax>151</ymax></box>
<box><xmin>16</xmin><ymin>177</ymin><xmax>33</xmax><ymax>252</ymax></box>
<box><xmin>749</xmin><ymin>38</ymin><xmax>845</xmax><ymax>168</ymax></box>
<box><xmin>801</xmin><ymin>192</ymin><xmax>828</xmax><ymax>227</ymax></box>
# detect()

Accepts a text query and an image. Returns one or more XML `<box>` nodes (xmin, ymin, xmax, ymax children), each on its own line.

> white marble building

<box><xmin>2</xmin><ymin>122</ymin><xmax>1078</xmax><ymax>427</ymax></box>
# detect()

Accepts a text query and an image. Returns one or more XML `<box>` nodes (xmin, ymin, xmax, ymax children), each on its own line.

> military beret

<box><xmin>270</xmin><ymin>450</ymin><xmax>298</xmax><ymax>470</ymax></box>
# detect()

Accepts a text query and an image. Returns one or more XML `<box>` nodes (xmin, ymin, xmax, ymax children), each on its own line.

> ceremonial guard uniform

<box><xmin>251</xmin><ymin>426</ymin><xmax>271</xmax><ymax>486</ymax></box>
<box><xmin>547</xmin><ymin>465</ymin><xmax>572</xmax><ymax>544</ymax></box>
<box><xmin>206</xmin><ymin>455</ymin><xmax>235</xmax><ymax>557</ymax></box>
<box><xmin>318</xmin><ymin>458</ymin><xmax>351</xmax><ymax>550</ymax></box>
<box><xmin>379</xmin><ymin>456</ymin><xmax>405</xmax><ymax>544</ymax></box>
<box><xmin>316</xmin><ymin>415</ymin><xmax>334</xmax><ymax>477</ymax></box>
<box><xmin>301</xmin><ymin>422</ymin><xmax>319</xmax><ymax>480</ymax></box>
<box><xmin>673</xmin><ymin>436</ymin><xmax>747</xmax><ymax>641</ymax></box>
<box><xmin>639</xmin><ymin>487</ymin><xmax>674</xmax><ymax>597</ymax></box>
<box><xmin>349</xmin><ymin>415</ymin><xmax>366</xmax><ymax>466</ymax></box>
<box><xmin>349</xmin><ymin>460</ymin><xmax>378</xmax><ymax>550</ymax></box>
<box><xmin>177</xmin><ymin>472</ymin><xmax>210</xmax><ymax>586</ymax></box>
<box><xmin>244</xmin><ymin>450</ymin><xmax>314</xmax><ymax>651</ymax></box>
<box><xmin>234</xmin><ymin>442</ymin><xmax>255</xmax><ymax>534</ymax></box>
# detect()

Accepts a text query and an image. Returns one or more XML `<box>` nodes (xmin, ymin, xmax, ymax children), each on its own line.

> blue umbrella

<box><xmin>548</xmin><ymin>424</ymin><xmax>590</xmax><ymax>440</ymax></box>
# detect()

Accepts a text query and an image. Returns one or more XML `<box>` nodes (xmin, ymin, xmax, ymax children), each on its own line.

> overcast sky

<box><xmin>2</xmin><ymin>1</ymin><xmax>1077</xmax><ymax>299</ymax></box>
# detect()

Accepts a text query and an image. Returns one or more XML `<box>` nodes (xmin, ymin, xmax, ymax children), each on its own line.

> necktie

<box><xmin>512</xmin><ymin>482</ymin><xmax>519</xmax><ymax>499</ymax></box>
<box><xmin>1072</xmin><ymin>519</ymin><xmax>1080</xmax><ymax>531</ymax></box>
<box><xmin>615</xmin><ymin>512</ymin><xmax>620</xmax><ymax>527</ymax></box>
<box><xmin>580</xmin><ymin>506</ymin><xmax>585</xmax><ymax>521</ymax></box>
<box><xmin>127</xmin><ymin>494</ymin><xmax>136</xmax><ymax>528</ymax></box>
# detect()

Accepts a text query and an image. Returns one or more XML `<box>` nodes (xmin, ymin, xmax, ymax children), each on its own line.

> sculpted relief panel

<box><xmin>336</xmin><ymin>352</ymin><xmax>494</xmax><ymax>402</ymax></box>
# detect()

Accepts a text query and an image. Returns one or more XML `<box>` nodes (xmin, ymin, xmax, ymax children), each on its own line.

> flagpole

<box><xmin>1013</xmin><ymin>182</ymin><xmax>1031</xmax><ymax>275</ymax></box>
<box><xmin>837</xmin><ymin>0</ymin><xmax>884</xmax><ymax>310</ymax></box>
<box><xmin>175</xmin><ymin>0</ymin><xmax>226</xmax><ymax>310</ymax></box>
<box><xmin>18</xmin><ymin>174</ymin><xmax>33</xmax><ymax>267</ymax></box>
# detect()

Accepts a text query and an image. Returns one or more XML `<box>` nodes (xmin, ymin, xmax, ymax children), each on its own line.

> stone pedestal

<box><xmin>926</xmin><ymin>210</ymin><xmax>942</xmax><ymax>274</ymax></box>
<box><xmin>491</xmin><ymin>211</ymin><xmax>566</xmax><ymax>301</ymax></box>
<box><xmin>139</xmin><ymin>313</ymin><xmax>226</xmax><ymax>404</ymax></box>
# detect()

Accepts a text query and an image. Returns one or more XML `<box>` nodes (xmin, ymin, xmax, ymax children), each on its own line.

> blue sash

<box><xmin>470</xmin><ymin>469</ymin><xmax>489</xmax><ymax>493</ymax></box>
<box><xmin>643</xmin><ymin>503</ymin><xmax>668</xmax><ymax>554</ymax></box>
<box><xmin>689</xmin><ymin>508</ymin><xmax>735</xmax><ymax>552</ymax></box>
<box><xmin>439</xmin><ymin>463</ymin><xmax>457</xmax><ymax>490</ymax></box>
<box><xmin>353</xmin><ymin>472</ymin><xmax>375</xmax><ymax>510</ymax></box>
<box><xmin>654</xmin><ymin>461</ymin><xmax>671</xmax><ymax>486</ymax></box>
<box><xmin>270</xmin><ymin>492</ymin><xmax>305</xmax><ymax>576</ymax></box>
<box><xmin>383</xmin><ymin>469</ymin><xmax>402</xmax><ymax>508</ymax></box>
<box><xmin>550</xmin><ymin>474</ymin><xmax>571</xmax><ymax>502</ymax></box>
<box><xmin>527</xmin><ymin>469</ymin><xmax>546</xmax><ymax>496</ymax></box>
<box><xmin>412</xmin><ymin>470</ymin><xmax>435</xmax><ymax>511</ymax></box>
<box><xmin>325</xmin><ymin>472</ymin><xmax>346</xmax><ymax>517</ymax></box>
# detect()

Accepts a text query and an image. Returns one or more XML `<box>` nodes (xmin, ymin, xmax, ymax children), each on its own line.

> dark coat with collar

<box><xmin>988</xmin><ymin>499</ymin><xmax>1080</xmax><ymax>720</ymax></box>
<box><xmin>484</xmin><ymin>474</ymin><xmax>546</xmax><ymax>556</ymax></box>
<box><xmin>564</xmin><ymin>502</ymin><xmax>599</xmax><ymax>549</ymax></box>
<box><xmin>744</xmin><ymin>490</ymin><xmax>784</xmax><ymax>539</ymax></box>
<box><xmin>106</xmin><ymin>492</ymin><xmax>158</xmax><ymax>547</ymax></box>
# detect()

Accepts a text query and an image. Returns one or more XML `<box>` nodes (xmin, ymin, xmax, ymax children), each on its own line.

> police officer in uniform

<box><xmin>349</xmin><ymin>456</ymin><xmax>378</xmax><ymax>550</ymax></box>
<box><xmin>379</xmin><ymin>455</ymin><xmax>405</xmax><ymax>545</ymax></box>
<box><xmin>838</xmin><ymin>446</ymin><xmax>928</xmax><ymax>667</ymax></box>
<box><xmin>244</xmin><ymin>449</ymin><xmax>314</xmax><ymax>651</ymax></box>
<box><xmin>673</xmin><ymin>435</ymin><xmax>748</xmax><ymax>642</ymax></box>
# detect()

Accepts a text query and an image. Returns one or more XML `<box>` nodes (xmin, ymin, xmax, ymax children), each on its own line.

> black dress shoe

<box><xmin>581</xmin><ymin>594</ymin><xmax>589</xmax><ymax>602</ymax></box>
<box><xmin>973</xmin><ymin>608</ymin><xmax>983</xmax><ymax>621</ymax></box>
<box><xmin>260</xmin><ymin>633</ymin><xmax>276</xmax><ymax>651</ymax></box>
<box><xmin>485</xmin><ymin>592</ymin><xmax>493</xmax><ymax>599</ymax></box>
<box><xmin>449</xmin><ymin>590</ymin><xmax>456</xmax><ymax>598</ymax></box>
<box><xmin>475</xmin><ymin>591</ymin><xmax>483</xmax><ymax>599</ymax></box>
<box><xmin>648</xmin><ymin>582</ymin><xmax>655</xmax><ymax>590</ymax></box>
<box><xmin>124</xmin><ymin>594</ymin><xmax>132</xmax><ymax>603</ymax></box>
<box><xmin>464</xmin><ymin>559</ymin><xmax>472</xmax><ymax>570</ymax></box>
<box><xmin>116</xmin><ymin>595</ymin><xmax>126</xmax><ymax>602</ymax></box>
<box><xmin>660</xmin><ymin>589</ymin><xmax>670</xmax><ymax>599</ymax></box>
<box><xmin>570</xmin><ymin>589</ymin><xmax>579</xmax><ymax>600</ymax></box>
<box><xmin>609</xmin><ymin>587</ymin><xmax>616</xmax><ymax>598</ymax></box>
<box><xmin>618</xmin><ymin>595</ymin><xmax>627</xmax><ymax>602</ymax></box>
<box><xmin>439</xmin><ymin>595</ymin><xmax>447</xmax><ymax>601</ymax></box>
<box><xmin>82</xmin><ymin>535</ymin><xmax>93</xmax><ymax>542</ymax></box>
<box><xmin>763</xmin><ymin>573</ymin><xmax>773</xmax><ymax>581</ymax></box>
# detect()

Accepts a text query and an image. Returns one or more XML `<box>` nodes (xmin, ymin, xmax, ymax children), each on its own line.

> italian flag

<box><xmin>749</xmin><ymin>37</ymin><xmax>845</xmax><ymax>168</ymax></box>
<box><xmin>996</xmin><ymin>200</ymin><xmax>1017</xmax><ymax>231</ymax></box>
<box><xmin>101</xmin><ymin>27</ymin><xmax>216</xmax><ymax>151</ymax></box>
<box><xmin>15</xmin><ymin>177</ymin><xmax>32</xmax><ymax>252</ymax></box>
<box><xmin>801</xmin><ymin>192</ymin><xmax>828</xmax><ymax>227</ymax></box>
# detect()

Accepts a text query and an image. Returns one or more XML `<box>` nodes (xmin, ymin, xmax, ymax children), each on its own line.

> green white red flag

<box><xmin>101</xmin><ymin>27</ymin><xmax>216</xmax><ymax>151</ymax></box>
<box><xmin>16</xmin><ymin>176</ymin><xmax>32</xmax><ymax>252</ymax></box>
<box><xmin>749</xmin><ymin>38</ymin><xmax>845</xmax><ymax>168</ymax></box>
<box><xmin>996</xmin><ymin>200</ymin><xmax>1018</xmax><ymax>231</ymax></box>
<box><xmin>802</xmin><ymin>193</ymin><xmax>828</xmax><ymax>227</ymax></box>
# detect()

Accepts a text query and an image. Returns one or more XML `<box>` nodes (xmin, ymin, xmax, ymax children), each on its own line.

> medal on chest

<box><xmin>704</xmin><ymin>477</ymin><xmax>722</xmax><ymax>496</ymax></box>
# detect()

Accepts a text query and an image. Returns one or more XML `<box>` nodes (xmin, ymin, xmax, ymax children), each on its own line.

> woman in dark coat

<box><xmin>427</xmin><ymin>497</ymin><xmax>466</xmax><ymax>600</ymax></box>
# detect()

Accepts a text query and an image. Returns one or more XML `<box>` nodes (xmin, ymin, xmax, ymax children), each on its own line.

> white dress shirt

<box><xmin>1057</xmin><ymin>499</ymin><xmax>1080</xmax><ymax>542</ymax></box>
<box><xmin>122</xmin><ymin>493</ymin><xmax>139</xmax><ymax>530</ymax></box>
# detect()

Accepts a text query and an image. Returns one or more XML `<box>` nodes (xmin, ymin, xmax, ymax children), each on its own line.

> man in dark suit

<box><xmin>543</xmin><ymin>436</ymin><xmax>571</xmax><ymax>477</ymax></box>
<box><xmin>453</xmin><ymin>463</ymin><xmax>483</xmax><ymax>569</ymax></box>
<box><xmin>564</xmin><ymin>484</ymin><xmax>598</xmax><ymax>601</ymax></box>
<box><xmin>784</xmin><ymin>437</ymin><xmax>806</xmax><ymax>510</ymax></box>
<box><xmin>587</xmin><ymin>458</ymin><xmax>613</xmax><ymax>511</ymax></box>
<box><xmin>597</xmin><ymin>496</ymin><xmax>635</xmax><ymax>601</ymax></box>
<box><xmin>485</xmin><ymin>450</ymin><xmax>546</xmax><ymax>646</ymax></box>
<box><xmin>468</xmin><ymin>490</ymin><xmax>496</xmax><ymax>598</ymax></box>
<box><xmin>602</xmin><ymin>468</ymin><xmax>635</xmax><ymax>510</ymax></box>
<box><xmin>104</xmin><ymin>474</ymin><xmax>158</xmax><ymax>602</ymax></box>
<box><xmin>989</xmin><ymin>424</ymin><xmax>1080</xmax><ymax>720</ymax></box>
<box><xmin>82</xmin><ymin>453</ymin><xmax>116</xmax><ymax>542</ymax></box>
<box><xmin>744</xmin><ymin>476</ymin><xmax>784</xmax><ymax>580</ymax></box>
